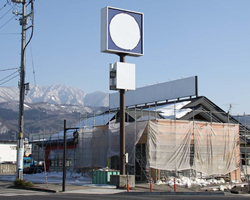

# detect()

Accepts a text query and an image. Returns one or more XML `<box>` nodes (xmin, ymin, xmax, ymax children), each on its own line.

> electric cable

<box><xmin>0</xmin><ymin>67</ymin><xmax>18</xmax><ymax>71</ymax></box>
<box><xmin>0</xmin><ymin>69</ymin><xmax>19</xmax><ymax>93</ymax></box>
<box><xmin>0</xmin><ymin>14</ymin><xmax>16</xmax><ymax>29</ymax></box>
<box><xmin>0</xmin><ymin>3</ymin><xmax>16</xmax><ymax>20</ymax></box>
<box><xmin>30</xmin><ymin>45</ymin><xmax>36</xmax><ymax>86</ymax></box>
<box><xmin>24</xmin><ymin>1</ymin><xmax>34</xmax><ymax>50</ymax></box>
<box><xmin>26</xmin><ymin>0</ymin><xmax>32</xmax><ymax>7</ymax></box>
<box><xmin>0</xmin><ymin>32</ymin><xmax>20</xmax><ymax>34</ymax></box>
<box><xmin>0</xmin><ymin>70</ymin><xmax>19</xmax><ymax>82</ymax></box>
<box><xmin>0</xmin><ymin>74</ymin><xmax>19</xmax><ymax>86</ymax></box>
<box><xmin>0</xmin><ymin>6</ymin><xmax>21</xmax><ymax>29</ymax></box>
<box><xmin>0</xmin><ymin>1</ymin><xmax>9</xmax><ymax>12</ymax></box>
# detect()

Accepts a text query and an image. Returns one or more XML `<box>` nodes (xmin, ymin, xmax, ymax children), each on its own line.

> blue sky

<box><xmin>0</xmin><ymin>0</ymin><xmax>249</xmax><ymax>114</ymax></box>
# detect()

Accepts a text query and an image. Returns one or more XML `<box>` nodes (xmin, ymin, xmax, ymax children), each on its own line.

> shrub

<box><xmin>14</xmin><ymin>179</ymin><xmax>34</xmax><ymax>188</ymax></box>
<box><xmin>25</xmin><ymin>181</ymin><xmax>34</xmax><ymax>188</ymax></box>
<box><xmin>13</xmin><ymin>179</ymin><xmax>25</xmax><ymax>187</ymax></box>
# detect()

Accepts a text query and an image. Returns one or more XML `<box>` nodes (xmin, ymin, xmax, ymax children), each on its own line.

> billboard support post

<box><xmin>101</xmin><ymin>6</ymin><xmax>144</xmax><ymax>177</ymax></box>
<box><xmin>119</xmin><ymin>54</ymin><xmax>126</xmax><ymax>175</ymax></box>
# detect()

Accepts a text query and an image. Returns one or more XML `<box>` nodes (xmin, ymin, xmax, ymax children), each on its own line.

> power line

<box><xmin>0</xmin><ymin>14</ymin><xmax>16</xmax><ymax>29</ymax></box>
<box><xmin>0</xmin><ymin>70</ymin><xmax>19</xmax><ymax>82</ymax></box>
<box><xmin>0</xmin><ymin>67</ymin><xmax>19</xmax><ymax>71</ymax></box>
<box><xmin>30</xmin><ymin>45</ymin><xmax>36</xmax><ymax>85</ymax></box>
<box><xmin>0</xmin><ymin>32</ymin><xmax>20</xmax><ymax>35</ymax></box>
<box><xmin>0</xmin><ymin>1</ymin><xmax>9</xmax><ymax>12</ymax></box>
<box><xmin>0</xmin><ymin>1</ymin><xmax>11</xmax><ymax>11</ymax></box>
<box><xmin>0</xmin><ymin>73</ymin><xmax>19</xmax><ymax>86</ymax></box>
<box><xmin>0</xmin><ymin>3</ymin><xmax>16</xmax><ymax>20</ymax></box>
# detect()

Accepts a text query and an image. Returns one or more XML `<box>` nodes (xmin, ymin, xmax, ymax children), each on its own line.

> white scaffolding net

<box><xmin>193</xmin><ymin>123</ymin><xmax>239</xmax><ymax>175</ymax></box>
<box><xmin>148</xmin><ymin>120</ymin><xmax>192</xmax><ymax>171</ymax></box>
<box><xmin>75</xmin><ymin>126</ymin><xmax>109</xmax><ymax>168</ymax></box>
<box><xmin>148</xmin><ymin>120</ymin><xmax>239</xmax><ymax>176</ymax></box>
<box><xmin>75</xmin><ymin>121</ymin><xmax>147</xmax><ymax>168</ymax></box>
<box><xmin>107</xmin><ymin>121</ymin><xmax>148</xmax><ymax>165</ymax></box>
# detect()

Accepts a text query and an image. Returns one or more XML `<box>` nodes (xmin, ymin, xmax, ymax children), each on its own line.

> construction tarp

<box><xmin>148</xmin><ymin>120</ymin><xmax>239</xmax><ymax>176</ymax></box>
<box><xmin>193</xmin><ymin>123</ymin><xmax>239</xmax><ymax>175</ymax></box>
<box><xmin>107</xmin><ymin>121</ymin><xmax>148</xmax><ymax>165</ymax></box>
<box><xmin>75</xmin><ymin>121</ymin><xmax>147</xmax><ymax>168</ymax></box>
<box><xmin>148</xmin><ymin>120</ymin><xmax>192</xmax><ymax>171</ymax></box>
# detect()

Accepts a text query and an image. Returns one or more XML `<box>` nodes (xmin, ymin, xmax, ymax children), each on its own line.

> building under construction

<box><xmin>29</xmin><ymin>95</ymin><xmax>250</xmax><ymax>183</ymax></box>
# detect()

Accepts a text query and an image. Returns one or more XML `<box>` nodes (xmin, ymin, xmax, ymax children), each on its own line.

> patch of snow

<box><xmin>159</xmin><ymin>101</ymin><xmax>192</xmax><ymax>119</ymax></box>
<box><xmin>156</xmin><ymin>180</ymin><xmax>164</xmax><ymax>185</ymax></box>
<box><xmin>24</xmin><ymin>104</ymin><xmax>31</xmax><ymax>109</ymax></box>
<box><xmin>158</xmin><ymin>176</ymin><xmax>238</xmax><ymax>192</ymax></box>
<box><xmin>0</xmin><ymin>122</ymin><xmax>9</xmax><ymax>134</ymax></box>
<box><xmin>219</xmin><ymin>185</ymin><xmax>226</xmax><ymax>191</ymax></box>
<box><xmin>146</xmin><ymin>101</ymin><xmax>192</xmax><ymax>119</ymax></box>
<box><xmin>79</xmin><ymin>113</ymin><xmax>116</xmax><ymax>128</ymax></box>
<box><xmin>46</xmin><ymin>113</ymin><xmax>116</xmax><ymax>141</ymax></box>
<box><xmin>0</xmin><ymin>172</ymin><xmax>93</xmax><ymax>185</ymax></box>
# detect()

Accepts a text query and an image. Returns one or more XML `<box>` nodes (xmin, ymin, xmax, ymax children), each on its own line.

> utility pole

<box><xmin>12</xmin><ymin>0</ymin><xmax>34</xmax><ymax>180</ymax></box>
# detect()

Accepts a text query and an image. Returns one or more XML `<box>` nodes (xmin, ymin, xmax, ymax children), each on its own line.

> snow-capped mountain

<box><xmin>0</xmin><ymin>84</ymin><xmax>109</xmax><ymax>107</ymax></box>
<box><xmin>0</xmin><ymin>84</ymin><xmax>110</xmax><ymax>139</ymax></box>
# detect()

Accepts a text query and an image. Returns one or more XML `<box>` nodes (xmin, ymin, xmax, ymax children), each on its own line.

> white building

<box><xmin>0</xmin><ymin>140</ymin><xmax>17</xmax><ymax>164</ymax></box>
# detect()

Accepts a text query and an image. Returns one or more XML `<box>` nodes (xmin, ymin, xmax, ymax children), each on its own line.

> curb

<box><xmin>7</xmin><ymin>185</ymin><xmax>225</xmax><ymax>195</ymax></box>
<box><xmin>118</xmin><ymin>191</ymin><xmax>225</xmax><ymax>196</ymax></box>
<box><xmin>8</xmin><ymin>185</ymin><xmax>58</xmax><ymax>193</ymax></box>
<box><xmin>231</xmin><ymin>190</ymin><xmax>250</xmax><ymax>194</ymax></box>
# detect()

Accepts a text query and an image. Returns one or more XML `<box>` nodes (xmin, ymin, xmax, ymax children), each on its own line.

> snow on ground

<box><xmin>156</xmin><ymin>176</ymin><xmax>246</xmax><ymax>191</ymax></box>
<box><xmin>0</xmin><ymin>172</ymin><xmax>246</xmax><ymax>191</ymax></box>
<box><xmin>0</xmin><ymin>172</ymin><xmax>116</xmax><ymax>187</ymax></box>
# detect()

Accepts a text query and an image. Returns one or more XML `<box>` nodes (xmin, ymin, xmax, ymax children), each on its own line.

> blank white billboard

<box><xmin>110</xmin><ymin>62</ymin><xmax>135</xmax><ymax>90</ymax></box>
<box><xmin>109</xmin><ymin>76</ymin><xmax>198</xmax><ymax>109</ymax></box>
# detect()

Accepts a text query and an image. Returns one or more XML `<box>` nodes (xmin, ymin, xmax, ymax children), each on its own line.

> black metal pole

<box><xmin>63</xmin><ymin>119</ymin><xmax>66</xmax><ymax>192</ymax></box>
<box><xmin>119</xmin><ymin>54</ymin><xmax>126</xmax><ymax>175</ymax></box>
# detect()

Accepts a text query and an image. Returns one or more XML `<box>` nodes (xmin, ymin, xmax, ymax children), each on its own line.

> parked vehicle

<box><xmin>23</xmin><ymin>157</ymin><xmax>44</xmax><ymax>174</ymax></box>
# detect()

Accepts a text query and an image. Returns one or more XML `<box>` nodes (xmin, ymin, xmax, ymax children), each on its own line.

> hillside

<box><xmin>0</xmin><ymin>84</ymin><xmax>109</xmax><ymax>140</ymax></box>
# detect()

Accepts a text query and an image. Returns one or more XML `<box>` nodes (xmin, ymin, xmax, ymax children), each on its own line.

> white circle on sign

<box><xmin>109</xmin><ymin>13</ymin><xmax>141</xmax><ymax>50</ymax></box>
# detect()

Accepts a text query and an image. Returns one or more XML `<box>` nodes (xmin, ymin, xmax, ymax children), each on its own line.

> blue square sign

<box><xmin>101</xmin><ymin>6</ymin><xmax>144</xmax><ymax>57</ymax></box>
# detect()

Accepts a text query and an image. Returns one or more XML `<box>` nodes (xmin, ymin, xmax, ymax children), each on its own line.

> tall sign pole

<box><xmin>101</xmin><ymin>6</ymin><xmax>143</xmax><ymax>176</ymax></box>
<box><xmin>119</xmin><ymin>54</ymin><xmax>126</xmax><ymax>175</ymax></box>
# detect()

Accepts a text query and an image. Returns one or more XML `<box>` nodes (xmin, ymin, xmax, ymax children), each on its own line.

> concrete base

<box><xmin>110</xmin><ymin>175</ymin><xmax>135</xmax><ymax>188</ymax></box>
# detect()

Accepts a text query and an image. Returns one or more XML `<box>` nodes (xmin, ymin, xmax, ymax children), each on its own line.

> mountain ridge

<box><xmin>0</xmin><ymin>84</ymin><xmax>109</xmax><ymax>107</ymax></box>
<box><xmin>0</xmin><ymin>84</ymin><xmax>109</xmax><ymax>140</ymax></box>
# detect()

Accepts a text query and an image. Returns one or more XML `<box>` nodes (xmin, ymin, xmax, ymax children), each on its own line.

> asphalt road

<box><xmin>0</xmin><ymin>179</ymin><xmax>249</xmax><ymax>200</ymax></box>
<box><xmin>1</xmin><ymin>193</ymin><xmax>250</xmax><ymax>200</ymax></box>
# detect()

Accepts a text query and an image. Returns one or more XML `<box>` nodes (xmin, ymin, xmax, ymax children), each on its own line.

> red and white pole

<box><xmin>174</xmin><ymin>177</ymin><xmax>177</xmax><ymax>192</ymax></box>
<box><xmin>150</xmin><ymin>177</ymin><xmax>153</xmax><ymax>192</ymax></box>
<box><xmin>127</xmin><ymin>176</ymin><xmax>129</xmax><ymax>192</ymax></box>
